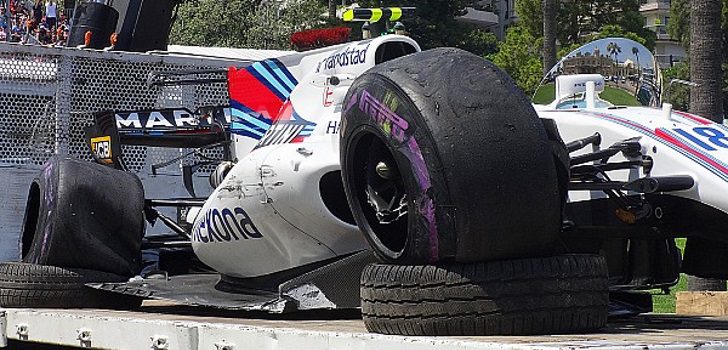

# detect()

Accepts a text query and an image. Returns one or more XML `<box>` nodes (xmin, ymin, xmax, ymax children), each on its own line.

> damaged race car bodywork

<box><xmin>6</xmin><ymin>36</ymin><xmax>728</xmax><ymax>335</ymax></box>
<box><xmin>47</xmin><ymin>34</ymin><xmax>420</xmax><ymax>313</ymax></box>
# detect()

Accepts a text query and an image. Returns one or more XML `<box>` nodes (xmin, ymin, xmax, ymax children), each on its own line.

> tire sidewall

<box><xmin>21</xmin><ymin>159</ymin><xmax>59</xmax><ymax>264</ymax></box>
<box><xmin>341</xmin><ymin>74</ymin><xmax>447</xmax><ymax>264</ymax></box>
<box><xmin>21</xmin><ymin>157</ymin><xmax>145</xmax><ymax>276</ymax></box>
<box><xmin>343</xmin><ymin>48</ymin><xmax>563</xmax><ymax>264</ymax></box>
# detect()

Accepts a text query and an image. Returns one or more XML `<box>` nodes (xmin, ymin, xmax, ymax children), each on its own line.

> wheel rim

<box><xmin>348</xmin><ymin>130</ymin><xmax>410</xmax><ymax>259</ymax></box>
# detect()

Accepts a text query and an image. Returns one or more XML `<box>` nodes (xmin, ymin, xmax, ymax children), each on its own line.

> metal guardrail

<box><xmin>0</xmin><ymin>42</ymin><xmax>239</xmax><ymax>173</ymax></box>
<box><xmin>0</xmin><ymin>43</ymin><xmax>247</xmax><ymax>261</ymax></box>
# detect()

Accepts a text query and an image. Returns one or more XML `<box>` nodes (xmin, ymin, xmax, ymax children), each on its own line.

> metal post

<box><xmin>55</xmin><ymin>54</ymin><xmax>72</xmax><ymax>156</ymax></box>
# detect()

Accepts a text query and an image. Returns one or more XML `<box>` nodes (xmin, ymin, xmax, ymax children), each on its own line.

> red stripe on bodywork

<box><xmin>592</xmin><ymin>112</ymin><xmax>652</xmax><ymax>132</ymax></box>
<box><xmin>227</xmin><ymin>67</ymin><xmax>284</xmax><ymax>120</ymax></box>
<box><xmin>655</xmin><ymin>128</ymin><xmax>728</xmax><ymax>174</ymax></box>
<box><xmin>581</xmin><ymin>110</ymin><xmax>728</xmax><ymax>175</ymax></box>
<box><xmin>674</xmin><ymin>111</ymin><xmax>712</xmax><ymax>125</ymax></box>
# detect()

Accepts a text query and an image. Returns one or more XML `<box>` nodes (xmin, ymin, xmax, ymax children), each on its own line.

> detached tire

<box><xmin>340</xmin><ymin>48</ymin><xmax>564</xmax><ymax>264</ymax></box>
<box><xmin>21</xmin><ymin>157</ymin><xmax>145</xmax><ymax>276</ymax></box>
<box><xmin>361</xmin><ymin>255</ymin><xmax>608</xmax><ymax>336</ymax></box>
<box><xmin>0</xmin><ymin>262</ymin><xmax>142</xmax><ymax>309</ymax></box>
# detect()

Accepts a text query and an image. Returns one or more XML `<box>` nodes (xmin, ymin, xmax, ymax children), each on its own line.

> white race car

<box><xmin>4</xmin><ymin>35</ymin><xmax>726</xmax><ymax>337</ymax></box>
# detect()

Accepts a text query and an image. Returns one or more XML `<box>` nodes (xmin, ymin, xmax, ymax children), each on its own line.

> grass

<box><xmin>532</xmin><ymin>83</ymin><xmax>641</xmax><ymax>107</ymax></box>
<box><xmin>599</xmin><ymin>86</ymin><xmax>642</xmax><ymax>106</ymax></box>
<box><xmin>651</xmin><ymin>238</ymin><xmax>687</xmax><ymax>313</ymax></box>
<box><xmin>532</xmin><ymin>84</ymin><xmax>555</xmax><ymax>104</ymax></box>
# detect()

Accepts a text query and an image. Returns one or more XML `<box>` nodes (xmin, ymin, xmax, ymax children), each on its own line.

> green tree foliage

<box><xmin>557</xmin><ymin>42</ymin><xmax>582</xmax><ymax>58</ymax></box>
<box><xmin>170</xmin><ymin>0</ymin><xmax>497</xmax><ymax>56</ymax></box>
<box><xmin>590</xmin><ymin>24</ymin><xmax>648</xmax><ymax>46</ymax></box>
<box><xmin>169</xmin><ymin>0</ymin><xmax>325</xmax><ymax>49</ymax></box>
<box><xmin>488</xmin><ymin>26</ymin><xmax>544</xmax><ymax>96</ymax></box>
<box><xmin>667</xmin><ymin>0</ymin><xmax>690</xmax><ymax>48</ymax></box>
<box><xmin>501</xmin><ymin>0</ymin><xmax>655</xmax><ymax>94</ymax></box>
<box><xmin>663</xmin><ymin>62</ymin><xmax>691</xmax><ymax>111</ymax></box>
<box><xmin>247</xmin><ymin>0</ymin><xmax>327</xmax><ymax>49</ymax></box>
<box><xmin>515</xmin><ymin>0</ymin><xmax>655</xmax><ymax>49</ymax></box>
<box><xmin>170</xmin><ymin>0</ymin><xmax>258</xmax><ymax>48</ymax></box>
<box><xmin>515</xmin><ymin>0</ymin><xmax>542</xmax><ymax>37</ymax></box>
<box><xmin>457</xmin><ymin>29</ymin><xmax>499</xmax><ymax>57</ymax></box>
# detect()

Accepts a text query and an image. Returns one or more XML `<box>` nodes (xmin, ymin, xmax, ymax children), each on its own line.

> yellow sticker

<box><xmin>90</xmin><ymin>136</ymin><xmax>112</xmax><ymax>164</ymax></box>
<box><xmin>389</xmin><ymin>8</ymin><xmax>403</xmax><ymax>21</ymax></box>
<box><xmin>370</xmin><ymin>9</ymin><xmax>383</xmax><ymax>23</ymax></box>
<box><xmin>342</xmin><ymin>9</ymin><xmax>354</xmax><ymax>22</ymax></box>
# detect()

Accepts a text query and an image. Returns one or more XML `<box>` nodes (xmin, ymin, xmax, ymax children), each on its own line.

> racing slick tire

<box><xmin>20</xmin><ymin>156</ymin><xmax>145</xmax><ymax>276</ymax></box>
<box><xmin>0</xmin><ymin>262</ymin><xmax>143</xmax><ymax>309</ymax></box>
<box><xmin>340</xmin><ymin>48</ymin><xmax>565</xmax><ymax>264</ymax></box>
<box><xmin>360</xmin><ymin>254</ymin><xmax>608</xmax><ymax>336</ymax></box>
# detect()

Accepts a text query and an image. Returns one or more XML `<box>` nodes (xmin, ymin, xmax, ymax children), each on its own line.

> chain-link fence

<box><xmin>0</xmin><ymin>42</ymin><xmax>244</xmax><ymax>260</ymax></box>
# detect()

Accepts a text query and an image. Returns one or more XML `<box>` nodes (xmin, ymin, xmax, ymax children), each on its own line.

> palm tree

<box><xmin>686</xmin><ymin>0</ymin><xmax>725</xmax><ymax>293</ymax></box>
<box><xmin>606</xmin><ymin>42</ymin><xmax>622</xmax><ymax>63</ymax></box>
<box><xmin>606</xmin><ymin>42</ymin><xmax>622</xmax><ymax>77</ymax></box>
<box><xmin>632</xmin><ymin>46</ymin><xmax>640</xmax><ymax>68</ymax></box>
<box><xmin>690</xmin><ymin>0</ymin><xmax>724</xmax><ymax>122</ymax></box>
<box><xmin>542</xmin><ymin>0</ymin><xmax>557</xmax><ymax>75</ymax></box>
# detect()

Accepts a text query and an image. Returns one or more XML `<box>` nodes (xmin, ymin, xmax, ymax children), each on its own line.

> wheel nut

<box><xmin>376</xmin><ymin>161</ymin><xmax>395</xmax><ymax>180</ymax></box>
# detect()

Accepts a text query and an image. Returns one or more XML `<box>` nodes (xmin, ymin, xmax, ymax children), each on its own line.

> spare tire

<box><xmin>0</xmin><ymin>262</ymin><xmax>142</xmax><ymax>309</ymax></box>
<box><xmin>360</xmin><ymin>254</ymin><xmax>608</xmax><ymax>336</ymax></box>
<box><xmin>21</xmin><ymin>157</ymin><xmax>145</xmax><ymax>276</ymax></box>
<box><xmin>340</xmin><ymin>48</ymin><xmax>564</xmax><ymax>264</ymax></box>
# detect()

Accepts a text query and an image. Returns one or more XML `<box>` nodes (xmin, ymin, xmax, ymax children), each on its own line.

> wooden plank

<box><xmin>676</xmin><ymin>291</ymin><xmax>728</xmax><ymax>316</ymax></box>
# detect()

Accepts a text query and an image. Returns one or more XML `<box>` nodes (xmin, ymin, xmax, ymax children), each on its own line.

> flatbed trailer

<box><xmin>1</xmin><ymin>302</ymin><xmax>727</xmax><ymax>350</ymax></box>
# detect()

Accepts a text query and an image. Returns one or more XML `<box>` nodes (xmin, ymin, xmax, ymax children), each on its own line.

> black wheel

<box><xmin>340</xmin><ymin>48</ymin><xmax>564</xmax><ymax>264</ymax></box>
<box><xmin>21</xmin><ymin>157</ymin><xmax>145</xmax><ymax>276</ymax></box>
<box><xmin>360</xmin><ymin>254</ymin><xmax>608</xmax><ymax>336</ymax></box>
<box><xmin>0</xmin><ymin>262</ymin><xmax>143</xmax><ymax>309</ymax></box>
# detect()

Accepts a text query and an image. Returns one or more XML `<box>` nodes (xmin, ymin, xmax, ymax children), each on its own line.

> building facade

<box><xmin>457</xmin><ymin>0</ymin><xmax>517</xmax><ymax>40</ymax></box>
<box><xmin>639</xmin><ymin>0</ymin><xmax>686</xmax><ymax>68</ymax></box>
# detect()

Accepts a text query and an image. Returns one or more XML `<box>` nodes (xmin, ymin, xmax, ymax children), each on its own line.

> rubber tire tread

<box><xmin>341</xmin><ymin>48</ymin><xmax>562</xmax><ymax>264</ymax></box>
<box><xmin>0</xmin><ymin>262</ymin><xmax>142</xmax><ymax>309</ymax></box>
<box><xmin>361</xmin><ymin>255</ymin><xmax>608</xmax><ymax>336</ymax></box>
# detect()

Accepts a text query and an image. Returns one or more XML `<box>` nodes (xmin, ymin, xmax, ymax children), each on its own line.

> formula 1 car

<box><xmin>3</xmin><ymin>35</ymin><xmax>728</xmax><ymax>337</ymax></box>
